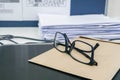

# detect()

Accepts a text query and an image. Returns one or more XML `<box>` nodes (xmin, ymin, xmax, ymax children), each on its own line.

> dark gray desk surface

<box><xmin>0</xmin><ymin>43</ymin><xmax>120</xmax><ymax>80</ymax></box>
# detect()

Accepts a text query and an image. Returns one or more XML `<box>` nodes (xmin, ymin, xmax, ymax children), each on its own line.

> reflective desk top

<box><xmin>0</xmin><ymin>44</ymin><xmax>120</xmax><ymax>80</ymax></box>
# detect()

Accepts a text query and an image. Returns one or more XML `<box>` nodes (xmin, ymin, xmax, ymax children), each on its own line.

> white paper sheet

<box><xmin>38</xmin><ymin>14</ymin><xmax>120</xmax><ymax>26</ymax></box>
<box><xmin>38</xmin><ymin>14</ymin><xmax>120</xmax><ymax>41</ymax></box>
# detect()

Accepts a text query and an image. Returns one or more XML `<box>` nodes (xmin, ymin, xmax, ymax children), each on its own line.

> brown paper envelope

<box><xmin>29</xmin><ymin>37</ymin><xmax>120</xmax><ymax>80</ymax></box>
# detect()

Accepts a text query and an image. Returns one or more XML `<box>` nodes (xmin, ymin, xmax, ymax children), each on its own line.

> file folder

<box><xmin>29</xmin><ymin>36</ymin><xmax>120</xmax><ymax>80</ymax></box>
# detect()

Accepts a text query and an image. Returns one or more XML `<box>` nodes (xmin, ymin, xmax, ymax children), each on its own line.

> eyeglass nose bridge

<box><xmin>67</xmin><ymin>41</ymin><xmax>75</xmax><ymax>53</ymax></box>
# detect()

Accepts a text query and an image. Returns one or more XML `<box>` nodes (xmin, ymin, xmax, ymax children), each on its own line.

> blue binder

<box><xmin>71</xmin><ymin>0</ymin><xmax>106</xmax><ymax>15</ymax></box>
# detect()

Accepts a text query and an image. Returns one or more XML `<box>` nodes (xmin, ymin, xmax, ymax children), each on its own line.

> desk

<box><xmin>0</xmin><ymin>44</ymin><xmax>120</xmax><ymax>80</ymax></box>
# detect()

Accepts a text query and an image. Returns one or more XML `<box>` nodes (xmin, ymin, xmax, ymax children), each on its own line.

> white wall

<box><xmin>0</xmin><ymin>0</ymin><xmax>70</xmax><ymax>21</ymax></box>
<box><xmin>107</xmin><ymin>0</ymin><xmax>120</xmax><ymax>19</ymax></box>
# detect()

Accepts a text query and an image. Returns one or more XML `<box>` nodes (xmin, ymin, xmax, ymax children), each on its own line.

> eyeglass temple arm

<box><xmin>0</xmin><ymin>42</ymin><xmax>4</xmax><ymax>45</ymax></box>
<box><xmin>57</xmin><ymin>42</ymin><xmax>98</xmax><ymax>64</ymax></box>
<box><xmin>57</xmin><ymin>43</ymin><xmax>92</xmax><ymax>61</ymax></box>
<box><xmin>73</xmin><ymin>43</ymin><xmax>99</xmax><ymax>62</ymax></box>
<box><xmin>56</xmin><ymin>42</ymin><xmax>99</xmax><ymax>59</ymax></box>
<box><xmin>0</xmin><ymin>34</ymin><xmax>53</xmax><ymax>44</ymax></box>
<box><xmin>93</xmin><ymin>43</ymin><xmax>100</xmax><ymax>50</ymax></box>
<box><xmin>74</xmin><ymin>47</ymin><xmax>91</xmax><ymax>59</ymax></box>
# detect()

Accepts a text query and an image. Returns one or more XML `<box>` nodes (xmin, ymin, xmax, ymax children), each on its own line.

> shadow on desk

<box><xmin>0</xmin><ymin>44</ymin><xmax>119</xmax><ymax>80</ymax></box>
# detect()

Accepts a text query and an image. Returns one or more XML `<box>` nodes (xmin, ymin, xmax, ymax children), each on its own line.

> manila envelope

<box><xmin>29</xmin><ymin>36</ymin><xmax>120</xmax><ymax>80</ymax></box>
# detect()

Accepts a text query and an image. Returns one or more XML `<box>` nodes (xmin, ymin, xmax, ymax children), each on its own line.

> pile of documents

<box><xmin>38</xmin><ymin>14</ymin><xmax>120</xmax><ymax>41</ymax></box>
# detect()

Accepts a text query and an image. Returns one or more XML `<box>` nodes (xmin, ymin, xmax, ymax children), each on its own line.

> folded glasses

<box><xmin>54</xmin><ymin>32</ymin><xmax>99</xmax><ymax>66</ymax></box>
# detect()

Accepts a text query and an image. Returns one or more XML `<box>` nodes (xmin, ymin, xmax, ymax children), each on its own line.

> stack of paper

<box><xmin>38</xmin><ymin>14</ymin><xmax>120</xmax><ymax>41</ymax></box>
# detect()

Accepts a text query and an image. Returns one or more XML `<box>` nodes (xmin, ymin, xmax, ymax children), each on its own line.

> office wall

<box><xmin>107</xmin><ymin>0</ymin><xmax>120</xmax><ymax>19</ymax></box>
<box><xmin>0</xmin><ymin>0</ymin><xmax>106</xmax><ymax>27</ymax></box>
<box><xmin>0</xmin><ymin>0</ymin><xmax>70</xmax><ymax>21</ymax></box>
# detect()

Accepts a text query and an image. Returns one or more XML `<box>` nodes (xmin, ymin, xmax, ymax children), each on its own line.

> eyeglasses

<box><xmin>53</xmin><ymin>32</ymin><xmax>99</xmax><ymax>66</ymax></box>
<box><xmin>0</xmin><ymin>35</ymin><xmax>53</xmax><ymax>46</ymax></box>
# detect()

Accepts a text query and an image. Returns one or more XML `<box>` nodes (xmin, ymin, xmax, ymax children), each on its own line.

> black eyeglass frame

<box><xmin>54</xmin><ymin>32</ymin><xmax>99</xmax><ymax>66</ymax></box>
<box><xmin>0</xmin><ymin>34</ymin><xmax>53</xmax><ymax>46</ymax></box>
